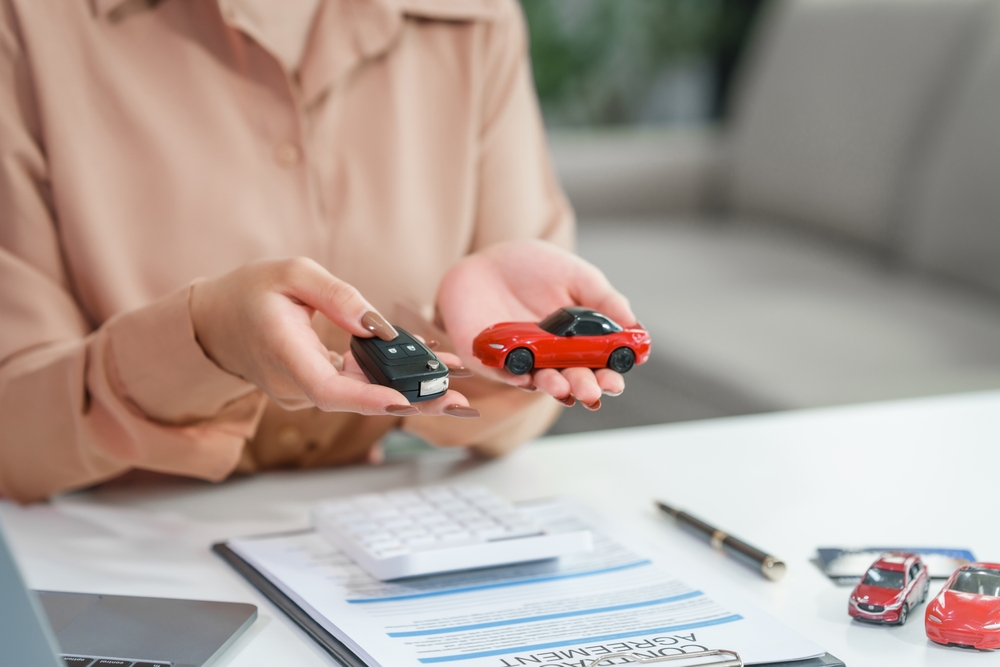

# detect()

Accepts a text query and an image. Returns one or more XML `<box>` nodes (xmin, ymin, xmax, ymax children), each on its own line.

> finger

<box><xmin>281</xmin><ymin>258</ymin><xmax>397</xmax><ymax>340</ymax></box>
<box><xmin>533</xmin><ymin>368</ymin><xmax>574</xmax><ymax>406</ymax></box>
<box><xmin>283</xmin><ymin>343</ymin><xmax>415</xmax><ymax>415</ymax></box>
<box><xmin>409</xmin><ymin>389</ymin><xmax>480</xmax><ymax>418</ymax></box>
<box><xmin>328</xmin><ymin>350</ymin><xmax>345</xmax><ymax>372</ymax></box>
<box><xmin>367</xmin><ymin>443</ymin><xmax>385</xmax><ymax>465</ymax></box>
<box><xmin>568</xmin><ymin>260</ymin><xmax>637</xmax><ymax>328</ymax></box>
<box><xmin>561</xmin><ymin>367</ymin><xmax>602</xmax><ymax>407</ymax></box>
<box><xmin>435</xmin><ymin>352</ymin><xmax>474</xmax><ymax>378</ymax></box>
<box><xmin>595</xmin><ymin>368</ymin><xmax>625</xmax><ymax>396</ymax></box>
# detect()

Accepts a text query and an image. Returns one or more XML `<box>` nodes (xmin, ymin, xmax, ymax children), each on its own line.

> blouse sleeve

<box><xmin>0</xmin><ymin>9</ymin><xmax>265</xmax><ymax>502</ymax></box>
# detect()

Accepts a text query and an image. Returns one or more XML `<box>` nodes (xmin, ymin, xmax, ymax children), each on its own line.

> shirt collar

<box><xmin>94</xmin><ymin>0</ymin><xmax>499</xmax><ymax>105</ymax></box>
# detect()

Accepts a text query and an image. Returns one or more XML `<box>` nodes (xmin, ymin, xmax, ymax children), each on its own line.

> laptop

<box><xmin>0</xmin><ymin>519</ymin><xmax>256</xmax><ymax>667</ymax></box>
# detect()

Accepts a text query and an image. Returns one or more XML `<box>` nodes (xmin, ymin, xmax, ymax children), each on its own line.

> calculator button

<box><xmin>386</xmin><ymin>492</ymin><xmax>420</xmax><ymax>505</ymax></box>
<box><xmin>406</xmin><ymin>536</ymin><xmax>437</xmax><ymax>549</ymax></box>
<box><xmin>396</xmin><ymin>526</ymin><xmax>431</xmax><ymax>543</ymax></box>
<box><xmin>504</xmin><ymin>524</ymin><xmax>542</xmax><ymax>538</ymax></box>
<box><xmin>475</xmin><ymin>526</ymin><xmax>509</xmax><ymax>539</ymax></box>
<box><xmin>373</xmin><ymin>545</ymin><xmax>410</xmax><ymax>558</ymax></box>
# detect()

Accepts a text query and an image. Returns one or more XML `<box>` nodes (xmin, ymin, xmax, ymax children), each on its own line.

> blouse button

<box><xmin>274</xmin><ymin>142</ymin><xmax>302</xmax><ymax>167</ymax></box>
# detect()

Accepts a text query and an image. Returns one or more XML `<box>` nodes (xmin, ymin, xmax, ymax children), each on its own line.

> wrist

<box><xmin>189</xmin><ymin>278</ymin><xmax>223</xmax><ymax>369</ymax></box>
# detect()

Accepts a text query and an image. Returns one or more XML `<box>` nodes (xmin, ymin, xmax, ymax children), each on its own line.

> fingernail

<box><xmin>385</xmin><ymin>404</ymin><xmax>419</xmax><ymax>416</ymax></box>
<box><xmin>448</xmin><ymin>366</ymin><xmax>473</xmax><ymax>378</ymax></box>
<box><xmin>603</xmin><ymin>388</ymin><xmax>623</xmax><ymax>397</ymax></box>
<box><xmin>557</xmin><ymin>396</ymin><xmax>576</xmax><ymax>407</ymax></box>
<box><xmin>519</xmin><ymin>385</ymin><xmax>537</xmax><ymax>392</ymax></box>
<box><xmin>583</xmin><ymin>399</ymin><xmax>601</xmax><ymax>411</ymax></box>
<box><xmin>444</xmin><ymin>405</ymin><xmax>481</xmax><ymax>419</ymax></box>
<box><xmin>361</xmin><ymin>311</ymin><xmax>398</xmax><ymax>341</ymax></box>
<box><xmin>426</xmin><ymin>339</ymin><xmax>440</xmax><ymax>349</ymax></box>
<box><xmin>329</xmin><ymin>351</ymin><xmax>345</xmax><ymax>372</ymax></box>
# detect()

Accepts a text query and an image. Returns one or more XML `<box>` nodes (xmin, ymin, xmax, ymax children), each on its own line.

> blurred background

<box><xmin>530</xmin><ymin>0</ymin><xmax>1000</xmax><ymax>436</ymax></box>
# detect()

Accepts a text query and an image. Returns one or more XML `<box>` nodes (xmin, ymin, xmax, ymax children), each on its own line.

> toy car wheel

<box><xmin>898</xmin><ymin>604</ymin><xmax>908</xmax><ymax>625</ymax></box>
<box><xmin>607</xmin><ymin>347</ymin><xmax>635</xmax><ymax>373</ymax></box>
<box><xmin>504</xmin><ymin>348</ymin><xmax>534</xmax><ymax>375</ymax></box>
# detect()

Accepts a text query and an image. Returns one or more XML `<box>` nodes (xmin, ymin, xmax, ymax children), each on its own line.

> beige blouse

<box><xmin>0</xmin><ymin>0</ymin><xmax>573</xmax><ymax>502</ymax></box>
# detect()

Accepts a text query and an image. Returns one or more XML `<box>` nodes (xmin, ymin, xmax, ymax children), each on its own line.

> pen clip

<box><xmin>583</xmin><ymin>649</ymin><xmax>743</xmax><ymax>667</ymax></box>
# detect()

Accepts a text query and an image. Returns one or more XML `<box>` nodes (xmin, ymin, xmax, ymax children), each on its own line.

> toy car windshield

<box><xmin>862</xmin><ymin>568</ymin><xmax>905</xmax><ymax>590</ymax></box>
<box><xmin>950</xmin><ymin>568</ymin><xmax>1000</xmax><ymax>597</ymax></box>
<box><xmin>538</xmin><ymin>307</ymin><xmax>624</xmax><ymax>337</ymax></box>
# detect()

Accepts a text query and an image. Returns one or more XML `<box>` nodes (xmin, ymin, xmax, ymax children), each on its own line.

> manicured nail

<box><xmin>583</xmin><ymin>399</ymin><xmax>602</xmax><ymax>411</ymax></box>
<box><xmin>603</xmin><ymin>388</ymin><xmax>623</xmax><ymax>397</ymax></box>
<box><xmin>385</xmin><ymin>404</ymin><xmax>419</xmax><ymax>416</ymax></box>
<box><xmin>425</xmin><ymin>339</ymin><xmax>440</xmax><ymax>349</ymax></box>
<box><xmin>444</xmin><ymin>405</ymin><xmax>481</xmax><ymax>419</ymax></box>
<box><xmin>448</xmin><ymin>366</ymin><xmax>473</xmax><ymax>378</ymax></box>
<box><xmin>519</xmin><ymin>385</ymin><xmax>537</xmax><ymax>392</ymax></box>
<box><xmin>361</xmin><ymin>311</ymin><xmax>398</xmax><ymax>341</ymax></box>
<box><xmin>557</xmin><ymin>396</ymin><xmax>576</xmax><ymax>407</ymax></box>
<box><xmin>329</xmin><ymin>351</ymin><xmax>345</xmax><ymax>372</ymax></box>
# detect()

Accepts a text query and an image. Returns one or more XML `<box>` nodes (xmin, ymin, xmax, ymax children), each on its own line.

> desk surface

<box><xmin>4</xmin><ymin>390</ymin><xmax>999</xmax><ymax>667</ymax></box>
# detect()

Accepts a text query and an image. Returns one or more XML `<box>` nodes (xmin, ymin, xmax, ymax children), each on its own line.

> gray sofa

<box><xmin>548</xmin><ymin>0</ymin><xmax>1000</xmax><ymax>433</ymax></box>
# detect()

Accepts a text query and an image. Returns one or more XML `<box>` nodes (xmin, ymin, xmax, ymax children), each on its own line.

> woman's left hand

<box><xmin>436</xmin><ymin>240</ymin><xmax>638</xmax><ymax>410</ymax></box>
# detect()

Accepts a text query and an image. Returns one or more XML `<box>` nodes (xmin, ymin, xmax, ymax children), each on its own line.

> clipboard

<box><xmin>213</xmin><ymin>541</ymin><xmax>845</xmax><ymax>667</ymax></box>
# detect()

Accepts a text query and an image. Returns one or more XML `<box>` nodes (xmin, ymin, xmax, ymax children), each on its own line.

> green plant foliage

<box><xmin>520</xmin><ymin>0</ymin><xmax>760</xmax><ymax>127</ymax></box>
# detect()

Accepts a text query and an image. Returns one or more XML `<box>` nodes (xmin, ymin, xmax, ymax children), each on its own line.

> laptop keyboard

<box><xmin>62</xmin><ymin>656</ymin><xmax>172</xmax><ymax>667</ymax></box>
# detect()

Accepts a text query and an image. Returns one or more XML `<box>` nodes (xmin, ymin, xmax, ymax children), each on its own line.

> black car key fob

<box><xmin>350</xmin><ymin>326</ymin><xmax>449</xmax><ymax>402</ymax></box>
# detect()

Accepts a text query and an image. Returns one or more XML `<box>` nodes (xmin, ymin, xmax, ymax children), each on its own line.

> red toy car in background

<box><xmin>925</xmin><ymin>562</ymin><xmax>1000</xmax><ymax>650</ymax></box>
<box><xmin>473</xmin><ymin>307</ymin><xmax>651</xmax><ymax>375</ymax></box>
<box><xmin>849</xmin><ymin>552</ymin><xmax>930</xmax><ymax>625</ymax></box>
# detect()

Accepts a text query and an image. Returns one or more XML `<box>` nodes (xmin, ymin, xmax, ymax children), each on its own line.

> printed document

<box><xmin>228</xmin><ymin>500</ymin><xmax>826</xmax><ymax>666</ymax></box>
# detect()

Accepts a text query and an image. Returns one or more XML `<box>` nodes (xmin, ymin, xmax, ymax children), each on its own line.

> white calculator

<box><xmin>310</xmin><ymin>485</ymin><xmax>593</xmax><ymax>580</ymax></box>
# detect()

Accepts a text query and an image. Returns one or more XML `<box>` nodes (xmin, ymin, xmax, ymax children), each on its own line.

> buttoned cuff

<box><xmin>105</xmin><ymin>284</ymin><xmax>258</xmax><ymax>424</ymax></box>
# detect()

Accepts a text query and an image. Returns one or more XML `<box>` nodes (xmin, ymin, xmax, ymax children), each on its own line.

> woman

<box><xmin>0</xmin><ymin>0</ymin><xmax>635</xmax><ymax>502</ymax></box>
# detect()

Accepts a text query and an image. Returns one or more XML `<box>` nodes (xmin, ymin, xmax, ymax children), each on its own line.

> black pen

<box><xmin>655</xmin><ymin>500</ymin><xmax>786</xmax><ymax>581</ymax></box>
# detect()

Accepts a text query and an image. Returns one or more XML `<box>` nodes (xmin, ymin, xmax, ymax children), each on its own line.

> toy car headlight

<box><xmin>488</xmin><ymin>343</ymin><xmax>504</xmax><ymax>349</ymax></box>
<box><xmin>984</xmin><ymin>621</ymin><xmax>1000</xmax><ymax>630</ymax></box>
<box><xmin>884</xmin><ymin>598</ymin><xmax>903</xmax><ymax>610</ymax></box>
<box><xmin>927</xmin><ymin>614</ymin><xmax>943</xmax><ymax>624</ymax></box>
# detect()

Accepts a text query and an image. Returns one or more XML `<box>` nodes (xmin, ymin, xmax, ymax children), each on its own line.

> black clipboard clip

<box><xmin>584</xmin><ymin>649</ymin><xmax>743</xmax><ymax>667</ymax></box>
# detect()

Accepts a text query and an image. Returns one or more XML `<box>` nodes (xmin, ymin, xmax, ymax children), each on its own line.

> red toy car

<box><xmin>473</xmin><ymin>307</ymin><xmax>651</xmax><ymax>375</ymax></box>
<box><xmin>848</xmin><ymin>552</ymin><xmax>930</xmax><ymax>625</ymax></box>
<box><xmin>925</xmin><ymin>562</ymin><xmax>1000</xmax><ymax>650</ymax></box>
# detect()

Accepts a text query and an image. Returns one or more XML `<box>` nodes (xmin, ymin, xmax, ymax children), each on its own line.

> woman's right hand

<box><xmin>190</xmin><ymin>258</ymin><xmax>476</xmax><ymax>418</ymax></box>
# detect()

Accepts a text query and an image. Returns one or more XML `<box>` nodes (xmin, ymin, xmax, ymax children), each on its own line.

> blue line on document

<box><xmin>346</xmin><ymin>560</ymin><xmax>652</xmax><ymax>604</ymax></box>
<box><xmin>414</xmin><ymin>614</ymin><xmax>744</xmax><ymax>664</ymax></box>
<box><xmin>388</xmin><ymin>591</ymin><xmax>703</xmax><ymax>636</ymax></box>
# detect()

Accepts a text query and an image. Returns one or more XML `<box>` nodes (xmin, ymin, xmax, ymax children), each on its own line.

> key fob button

<box><xmin>381</xmin><ymin>345</ymin><xmax>406</xmax><ymax>359</ymax></box>
<box><xmin>402</xmin><ymin>343</ymin><xmax>424</xmax><ymax>357</ymax></box>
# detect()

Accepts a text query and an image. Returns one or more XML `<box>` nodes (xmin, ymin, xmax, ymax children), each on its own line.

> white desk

<box><xmin>3</xmin><ymin>391</ymin><xmax>999</xmax><ymax>667</ymax></box>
